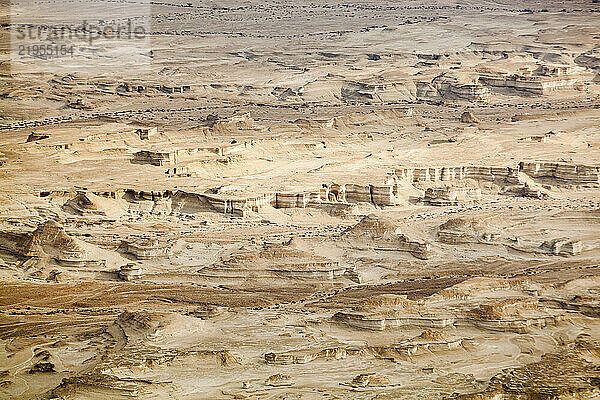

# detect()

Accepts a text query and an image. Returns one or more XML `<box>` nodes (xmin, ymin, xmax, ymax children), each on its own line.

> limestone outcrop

<box><xmin>332</xmin><ymin>294</ymin><xmax>451</xmax><ymax>330</ymax></box>
<box><xmin>505</xmin><ymin>236</ymin><xmax>585</xmax><ymax>258</ymax></box>
<box><xmin>205</xmin><ymin>241</ymin><xmax>347</xmax><ymax>280</ymax></box>
<box><xmin>344</xmin><ymin>215</ymin><xmax>432</xmax><ymax>259</ymax></box>
<box><xmin>437</xmin><ymin>216</ymin><xmax>503</xmax><ymax>244</ymax></box>
<box><xmin>265</xmin><ymin>374</ymin><xmax>293</xmax><ymax>387</ymax></box>
<box><xmin>350</xmin><ymin>373</ymin><xmax>391</xmax><ymax>388</ymax></box>
<box><xmin>118</xmin><ymin>264</ymin><xmax>142</xmax><ymax>281</ymax></box>
<box><xmin>540</xmin><ymin>238</ymin><xmax>583</xmax><ymax>256</ymax></box>
<box><xmin>132</xmin><ymin>150</ymin><xmax>174</xmax><ymax>166</ymax></box>
<box><xmin>333</xmin><ymin>282</ymin><xmax>561</xmax><ymax>333</ymax></box>
<box><xmin>119</xmin><ymin>237</ymin><xmax>174</xmax><ymax>260</ymax></box>
<box><xmin>477</xmin><ymin>64</ymin><xmax>590</xmax><ymax>95</ymax></box>
<box><xmin>275</xmin><ymin>191</ymin><xmax>319</xmax><ymax>208</ymax></box>
<box><xmin>417</xmin><ymin>75</ymin><xmax>489</xmax><ymax>102</ymax></box>
<box><xmin>424</xmin><ymin>184</ymin><xmax>482</xmax><ymax>206</ymax></box>
<box><xmin>462</xmin><ymin>299</ymin><xmax>560</xmax><ymax>333</ymax></box>
<box><xmin>393</xmin><ymin>165</ymin><xmax>521</xmax><ymax>185</ymax></box>
<box><xmin>265</xmin><ymin>347</ymin><xmax>348</xmax><ymax>365</ymax></box>
<box><xmin>333</xmin><ymin>310</ymin><xmax>454</xmax><ymax>331</ymax></box>
<box><xmin>63</xmin><ymin>191</ymin><xmax>128</xmax><ymax>219</ymax></box>
<box><xmin>321</xmin><ymin>182</ymin><xmax>400</xmax><ymax>206</ymax></box>
<box><xmin>54</xmin><ymin>160</ymin><xmax>596</xmax><ymax>224</ymax></box>
<box><xmin>368</xmin><ymin>331</ymin><xmax>465</xmax><ymax>360</ymax></box>
<box><xmin>326</xmin><ymin>108</ymin><xmax>414</xmax><ymax>129</ymax></box>
<box><xmin>519</xmin><ymin>161</ymin><xmax>600</xmax><ymax>187</ymax></box>
<box><xmin>132</xmin><ymin>141</ymin><xmax>253</xmax><ymax>167</ymax></box>
<box><xmin>479</xmin><ymin>73</ymin><xmax>579</xmax><ymax>95</ymax></box>
<box><xmin>391</xmin><ymin>161</ymin><xmax>599</xmax><ymax>197</ymax></box>
<box><xmin>0</xmin><ymin>220</ymin><xmax>105</xmax><ymax>267</ymax></box>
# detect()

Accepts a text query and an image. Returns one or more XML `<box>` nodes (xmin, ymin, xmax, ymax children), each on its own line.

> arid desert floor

<box><xmin>1</xmin><ymin>1</ymin><xmax>600</xmax><ymax>399</ymax></box>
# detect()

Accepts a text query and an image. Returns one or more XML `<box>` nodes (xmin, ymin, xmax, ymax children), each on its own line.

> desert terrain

<box><xmin>1</xmin><ymin>0</ymin><xmax>600</xmax><ymax>399</ymax></box>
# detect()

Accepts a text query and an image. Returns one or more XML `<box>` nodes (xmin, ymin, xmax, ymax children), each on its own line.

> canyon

<box><xmin>1</xmin><ymin>0</ymin><xmax>600</xmax><ymax>399</ymax></box>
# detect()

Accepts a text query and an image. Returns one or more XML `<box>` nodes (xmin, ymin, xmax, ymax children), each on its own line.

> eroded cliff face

<box><xmin>519</xmin><ymin>161</ymin><xmax>600</xmax><ymax>187</ymax></box>
<box><xmin>393</xmin><ymin>162</ymin><xmax>600</xmax><ymax>188</ymax></box>
<box><xmin>2</xmin><ymin>0</ymin><xmax>600</xmax><ymax>399</ymax></box>
<box><xmin>343</xmin><ymin>215</ymin><xmax>433</xmax><ymax>259</ymax></box>
<box><xmin>437</xmin><ymin>216</ymin><xmax>504</xmax><ymax>244</ymax></box>
<box><xmin>0</xmin><ymin>220</ymin><xmax>112</xmax><ymax>268</ymax></box>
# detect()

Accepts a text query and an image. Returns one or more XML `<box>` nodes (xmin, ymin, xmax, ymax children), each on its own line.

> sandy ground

<box><xmin>1</xmin><ymin>1</ymin><xmax>600</xmax><ymax>399</ymax></box>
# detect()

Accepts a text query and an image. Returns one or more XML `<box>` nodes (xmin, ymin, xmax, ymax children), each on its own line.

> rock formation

<box><xmin>540</xmin><ymin>238</ymin><xmax>583</xmax><ymax>256</ymax></box>
<box><xmin>26</xmin><ymin>132</ymin><xmax>50</xmax><ymax>142</ymax></box>
<box><xmin>29</xmin><ymin>362</ymin><xmax>55</xmax><ymax>374</ymax></box>
<box><xmin>519</xmin><ymin>161</ymin><xmax>600</xmax><ymax>187</ymax></box>
<box><xmin>118</xmin><ymin>264</ymin><xmax>142</xmax><ymax>281</ymax></box>
<box><xmin>460</xmin><ymin>111</ymin><xmax>479</xmax><ymax>124</ymax></box>
<box><xmin>0</xmin><ymin>220</ymin><xmax>105</xmax><ymax>267</ymax></box>
<box><xmin>424</xmin><ymin>185</ymin><xmax>482</xmax><ymax>206</ymax></box>
<box><xmin>63</xmin><ymin>191</ymin><xmax>128</xmax><ymax>219</ymax></box>
<box><xmin>265</xmin><ymin>374</ymin><xmax>294</xmax><ymax>387</ymax></box>
<box><xmin>205</xmin><ymin>241</ymin><xmax>347</xmax><ymax>280</ymax></box>
<box><xmin>350</xmin><ymin>373</ymin><xmax>391</xmax><ymax>388</ymax></box>
<box><xmin>437</xmin><ymin>216</ymin><xmax>503</xmax><ymax>244</ymax></box>
<box><xmin>344</xmin><ymin>215</ymin><xmax>432</xmax><ymax>259</ymax></box>
<box><xmin>2</xmin><ymin>3</ymin><xmax>600</xmax><ymax>399</ymax></box>
<box><xmin>393</xmin><ymin>165</ymin><xmax>521</xmax><ymax>186</ymax></box>
<box><xmin>456</xmin><ymin>349</ymin><xmax>600</xmax><ymax>399</ymax></box>
<box><xmin>118</xmin><ymin>237</ymin><xmax>174</xmax><ymax>260</ymax></box>
<box><xmin>320</xmin><ymin>182</ymin><xmax>401</xmax><ymax>206</ymax></box>
<box><xmin>265</xmin><ymin>347</ymin><xmax>347</xmax><ymax>365</ymax></box>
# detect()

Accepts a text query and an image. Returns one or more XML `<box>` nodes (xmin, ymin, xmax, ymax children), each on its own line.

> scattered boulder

<box><xmin>29</xmin><ymin>362</ymin><xmax>55</xmax><ymax>374</ymax></box>
<box><xmin>26</xmin><ymin>132</ymin><xmax>49</xmax><ymax>142</ymax></box>
<box><xmin>46</xmin><ymin>269</ymin><xmax>63</xmax><ymax>283</ymax></box>
<box><xmin>118</xmin><ymin>264</ymin><xmax>142</xmax><ymax>281</ymax></box>
<box><xmin>460</xmin><ymin>111</ymin><xmax>479</xmax><ymax>124</ymax></box>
